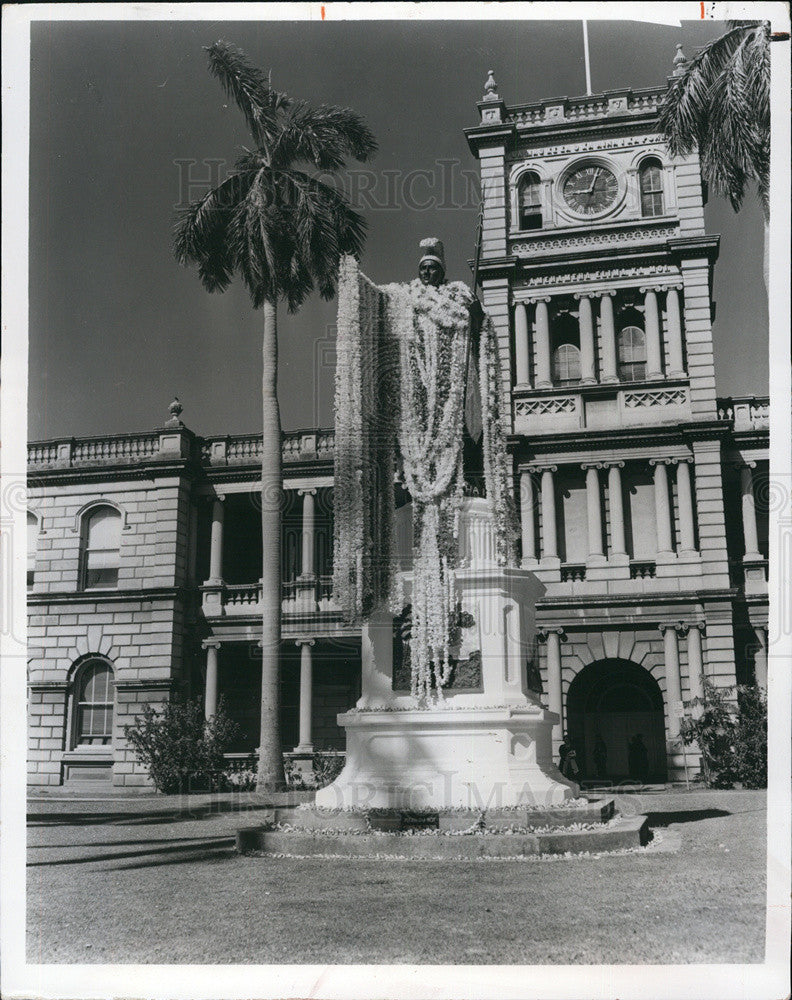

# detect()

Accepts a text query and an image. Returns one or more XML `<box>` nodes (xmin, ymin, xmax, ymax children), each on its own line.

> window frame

<box><xmin>517</xmin><ymin>171</ymin><xmax>543</xmax><ymax>231</ymax></box>
<box><xmin>639</xmin><ymin>159</ymin><xmax>664</xmax><ymax>218</ymax></box>
<box><xmin>617</xmin><ymin>324</ymin><xmax>648</xmax><ymax>382</ymax></box>
<box><xmin>80</xmin><ymin>505</ymin><xmax>122</xmax><ymax>591</ymax></box>
<box><xmin>552</xmin><ymin>342</ymin><xmax>582</xmax><ymax>385</ymax></box>
<box><xmin>70</xmin><ymin>658</ymin><xmax>116</xmax><ymax>749</ymax></box>
<box><xmin>27</xmin><ymin>511</ymin><xmax>39</xmax><ymax>590</ymax></box>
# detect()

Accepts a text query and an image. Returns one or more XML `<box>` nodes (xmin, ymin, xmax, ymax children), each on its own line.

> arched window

<box><xmin>81</xmin><ymin>506</ymin><xmax>122</xmax><ymax>589</ymax></box>
<box><xmin>27</xmin><ymin>512</ymin><xmax>39</xmax><ymax>589</ymax></box>
<box><xmin>73</xmin><ymin>659</ymin><xmax>115</xmax><ymax>746</ymax></box>
<box><xmin>551</xmin><ymin>312</ymin><xmax>581</xmax><ymax>385</ymax></box>
<box><xmin>553</xmin><ymin>343</ymin><xmax>582</xmax><ymax>384</ymax></box>
<box><xmin>639</xmin><ymin>159</ymin><xmax>664</xmax><ymax>217</ymax></box>
<box><xmin>517</xmin><ymin>172</ymin><xmax>542</xmax><ymax>230</ymax></box>
<box><xmin>617</xmin><ymin>325</ymin><xmax>647</xmax><ymax>381</ymax></box>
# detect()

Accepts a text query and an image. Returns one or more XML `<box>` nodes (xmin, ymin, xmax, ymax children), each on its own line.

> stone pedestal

<box><xmin>315</xmin><ymin>498</ymin><xmax>577</xmax><ymax>809</ymax></box>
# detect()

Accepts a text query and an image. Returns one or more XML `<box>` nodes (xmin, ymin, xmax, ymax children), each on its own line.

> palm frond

<box><xmin>173</xmin><ymin>172</ymin><xmax>252</xmax><ymax>293</ymax></box>
<box><xmin>272</xmin><ymin>101</ymin><xmax>378</xmax><ymax>170</ymax></box>
<box><xmin>206</xmin><ymin>40</ymin><xmax>289</xmax><ymax>150</ymax></box>
<box><xmin>659</xmin><ymin>21</ymin><xmax>769</xmax><ymax>218</ymax></box>
<box><xmin>176</xmin><ymin>42</ymin><xmax>376</xmax><ymax>309</ymax></box>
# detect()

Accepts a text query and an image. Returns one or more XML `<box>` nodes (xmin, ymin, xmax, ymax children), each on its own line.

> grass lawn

<box><xmin>26</xmin><ymin>788</ymin><xmax>766</xmax><ymax>965</ymax></box>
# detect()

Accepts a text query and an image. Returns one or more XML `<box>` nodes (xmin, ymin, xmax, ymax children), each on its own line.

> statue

<box><xmin>334</xmin><ymin>237</ymin><xmax>516</xmax><ymax>701</ymax></box>
<box><xmin>320</xmin><ymin>235</ymin><xmax>577</xmax><ymax>809</ymax></box>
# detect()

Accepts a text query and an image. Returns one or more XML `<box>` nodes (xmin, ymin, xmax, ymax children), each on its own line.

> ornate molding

<box><xmin>624</xmin><ymin>388</ymin><xmax>687</xmax><ymax>409</ymax></box>
<box><xmin>521</xmin><ymin>263</ymin><xmax>678</xmax><ymax>289</ymax></box>
<box><xmin>514</xmin><ymin>396</ymin><xmax>577</xmax><ymax>418</ymax></box>
<box><xmin>511</xmin><ymin>225</ymin><xmax>677</xmax><ymax>257</ymax></box>
<box><xmin>509</xmin><ymin>133</ymin><xmax>665</xmax><ymax>155</ymax></box>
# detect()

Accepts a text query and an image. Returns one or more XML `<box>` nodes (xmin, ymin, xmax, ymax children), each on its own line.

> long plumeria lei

<box><xmin>333</xmin><ymin>256</ymin><xmax>398</xmax><ymax>624</ymax></box>
<box><xmin>334</xmin><ymin>258</ymin><xmax>516</xmax><ymax>704</ymax></box>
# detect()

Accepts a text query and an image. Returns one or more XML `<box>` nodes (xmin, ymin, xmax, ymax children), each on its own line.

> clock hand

<box><xmin>587</xmin><ymin>168</ymin><xmax>601</xmax><ymax>195</ymax></box>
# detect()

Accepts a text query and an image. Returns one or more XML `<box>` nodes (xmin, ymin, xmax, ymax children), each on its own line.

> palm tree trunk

<box><xmin>762</xmin><ymin>216</ymin><xmax>769</xmax><ymax>295</ymax></box>
<box><xmin>257</xmin><ymin>298</ymin><xmax>287</xmax><ymax>791</ymax></box>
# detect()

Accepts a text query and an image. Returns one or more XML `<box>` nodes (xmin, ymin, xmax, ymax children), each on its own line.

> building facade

<box><xmin>27</xmin><ymin>64</ymin><xmax>768</xmax><ymax>790</ymax></box>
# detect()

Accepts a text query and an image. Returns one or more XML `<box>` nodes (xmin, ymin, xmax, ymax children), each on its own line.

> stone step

<box><xmin>271</xmin><ymin>797</ymin><xmax>615</xmax><ymax>833</ymax></box>
<box><xmin>237</xmin><ymin>814</ymin><xmax>649</xmax><ymax>858</ymax></box>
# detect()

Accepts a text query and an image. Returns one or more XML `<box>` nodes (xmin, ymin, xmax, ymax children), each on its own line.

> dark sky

<box><xmin>28</xmin><ymin>17</ymin><xmax>768</xmax><ymax>440</ymax></box>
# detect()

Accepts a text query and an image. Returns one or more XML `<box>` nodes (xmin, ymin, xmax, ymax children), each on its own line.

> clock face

<box><xmin>563</xmin><ymin>163</ymin><xmax>618</xmax><ymax>215</ymax></box>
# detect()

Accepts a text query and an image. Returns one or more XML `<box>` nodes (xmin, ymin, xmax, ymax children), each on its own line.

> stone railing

<box><xmin>206</xmin><ymin>578</ymin><xmax>340</xmax><ymax>618</ymax></box>
<box><xmin>716</xmin><ymin>397</ymin><xmax>769</xmax><ymax>431</ymax></box>
<box><xmin>506</xmin><ymin>87</ymin><xmax>664</xmax><ymax>127</ymax></box>
<box><xmin>29</xmin><ymin>427</ymin><xmax>335</xmax><ymax>470</ymax></box>
<box><xmin>28</xmin><ymin>432</ymin><xmax>162</xmax><ymax>468</ymax></box>
<box><xmin>201</xmin><ymin>429</ymin><xmax>335</xmax><ymax>466</ymax></box>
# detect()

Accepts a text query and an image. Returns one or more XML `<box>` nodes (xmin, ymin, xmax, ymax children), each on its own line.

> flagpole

<box><xmin>583</xmin><ymin>20</ymin><xmax>592</xmax><ymax>95</ymax></box>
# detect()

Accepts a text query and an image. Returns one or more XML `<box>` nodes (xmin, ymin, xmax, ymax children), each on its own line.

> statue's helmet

<box><xmin>419</xmin><ymin>237</ymin><xmax>445</xmax><ymax>277</ymax></box>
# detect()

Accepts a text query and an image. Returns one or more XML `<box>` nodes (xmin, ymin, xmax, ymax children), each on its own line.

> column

<box><xmin>208</xmin><ymin>495</ymin><xmax>225</xmax><ymax>582</ymax></box>
<box><xmin>661</xmin><ymin>624</ymin><xmax>683</xmax><ymax>737</ymax></box>
<box><xmin>577</xmin><ymin>294</ymin><xmax>596</xmax><ymax>384</ymax></box>
<box><xmin>539</xmin><ymin>466</ymin><xmax>558</xmax><ymax>560</ymax></box>
<box><xmin>519</xmin><ymin>470</ymin><xmax>536</xmax><ymax>564</ymax></box>
<box><xmin>642</xmin><ymin>287</ymin><xmax>663</xmax><ymax>380</ymax></box>
<box><xmin>740</xmin><ymin>463</ymin><xmax>761</xmax><ymax>557</ymax></box>
<box><xmin>583</xmin><ymin>463</ymin><xmax>603</xmax><ymax>558</ymax></box>
<box><xmin>295</xmin><ymin>639</ymin><xmax>315</xmax><ymax>751</ymax></box>
<box><xmin>753</xmin><ymin>626</ymin><xmax>767</xmax><ymax>688</ymax></box>
<box><xmin>543</xmin><ymin>628</ymin><xmax>564</xmax><ymax>742</ymax></box>
<box><xmin>514</xmin><ymin>302</ymin><xmax>530</xmax><ymax>386</ymax></box>
<box><xmin>651</xmin><ymin>460</ymin><xmax>674</xmax><ymax>555</ymax></box>
<box><xmin>676</xmin><ymin>459</ymin><xmax>697</xmax><ymax>553</ymax></box>
<box><xmin>665</xmin><ymin>285</ymin><xmax>685</xmax><ymax>376</ymax></box>
<box><xmin>202</xmin><ymin>639</ymin><xmax>221</xmax><ymax>721</ymax></box>
<box><xmin>533</xmin><ymin>298</ymin><xmax>552</xmax><ymax>388</ymax></box>
<box><xmin>605</xmin><ymin>462</ymin><xmax>626</xmax><ymax>555</ymax></box>
<box><xmin>599</xmin><ymin>292</ymin><xmax>618</xmax><ymax>383</ymax></box>
<box><xmin>685</xmin><ymin>622</ymin><xmax>705</xmax><ymax>702</ymax></box>
<box><xmin>298</xmin><ymin>488</ymin><xmax>317</xmax><ymax>577</ymax></box>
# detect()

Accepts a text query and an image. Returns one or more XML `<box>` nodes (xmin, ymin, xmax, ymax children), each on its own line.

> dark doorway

<box><xmin>566</xmin><ymin>658</ymin><xmax>667</xmax><ymax>782</ymax></box>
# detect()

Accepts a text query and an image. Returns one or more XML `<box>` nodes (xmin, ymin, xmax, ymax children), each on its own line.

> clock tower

<box><xmin>464</xmin><ymin>56</ymin><xmax>747</xmax><ymax>782</ymax></box>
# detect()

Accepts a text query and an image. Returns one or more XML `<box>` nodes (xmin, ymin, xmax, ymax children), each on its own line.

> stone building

<box><xmin>27</xmin><ymin>59</ymin><xmax>768</xmax><ymax>790</ymax></box>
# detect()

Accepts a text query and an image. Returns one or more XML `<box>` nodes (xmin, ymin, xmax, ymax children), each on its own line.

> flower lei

<box><xmin>333</xmin><ymin>257</ymin><xmax>516</xmax><ymax>704</ymax></box>
<box><xmin>381</xmin><ymin>278</ymin><xmax>473</xmax><ymax>702</ymax></box>
<box><xmin>333</xmin><ymin>256</ymin><xmax>398</xmax><ymax>623</ymax></box>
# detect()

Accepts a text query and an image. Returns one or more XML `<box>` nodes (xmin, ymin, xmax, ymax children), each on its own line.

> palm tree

<box><xmin>175</xmin><ymin>41</ymin><xmax>376</xmax><ymax>790</ymax></box>
<box><xmin>659</xmin><ymin>21</ymin><xmax>770</xmax><ymax>282</ymax></box>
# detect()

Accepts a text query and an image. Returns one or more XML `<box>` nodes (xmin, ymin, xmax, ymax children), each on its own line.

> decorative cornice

<box><xmin>520</xmin><ymin>262</ymin><xmax>678</xmax><ymax>289</ymax></box>
<box><xmin>536</xmin><ymin>588</ymin><xmax>738</xmax><ymax>612</ymax></box>
<box><xmin>27</xmin><ymin>586</ymin><xmax>189</xmax><ymax>606</ymax></box>
<box><xmin>667</xmin><ymin>235</ymin><xmax>720</xmax><ymax>262</ymax></box>
<box><xmin>510</xmin><ymin>132</ymin><xmax>666</xmax><ymax>158</ymax></box>
<box><xmin>512</xmin><ymin>225</ymin><xmax>678</xmax><ymax>258</ymax></box>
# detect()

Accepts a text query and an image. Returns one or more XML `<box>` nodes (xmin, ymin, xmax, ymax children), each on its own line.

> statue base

<box><xmin>314</xmin><ymin>703</ymin><xmax>576</xmax><ymax>809</ymax></box>
<box><xmin>315</xmin><ymin>498</ymin><xmax>577</xmax><ymax>810</ymax></box>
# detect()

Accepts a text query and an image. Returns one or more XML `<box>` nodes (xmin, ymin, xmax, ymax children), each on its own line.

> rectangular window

<box><xmin>641</xmin><ymin>190</ymin><xmax>664</xmax><ymax>217</ymax></box>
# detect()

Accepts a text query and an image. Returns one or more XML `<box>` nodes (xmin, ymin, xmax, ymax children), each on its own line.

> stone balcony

<box><xmin>716</xmin><ymin>397</ymin><xmax>769</xmax><ymax>432</ymax></box>
<box><xmin>200</xmin><ymin>429</ymin><xmax>334</xmax><ymax>467</ymax></box>
<box><xmin>28</xmin><ymin>427</ymin><xmax>335</xmax><ymax>471</ymax></box>
<box><xmin>201</xmin><ymin>575</ymin><xmax>339</xmax><ymax>620</ymax></box>
<box><xmin>504</xmin><ymin>85</ymin><xmax>665</xmax><ymax>128</ymax></box>
<box><xmin>513</xmin><ymin>380</ymin><xmax>691</xmax><ymax>435</ymax></box>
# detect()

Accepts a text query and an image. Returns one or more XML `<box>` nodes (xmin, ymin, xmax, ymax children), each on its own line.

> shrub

<box><xmin>733</xmin><ymin>684</ymin><xmax>767</xmax><ymax>788</ymax></box>
<box><xmin>312</xmin><ymin>750</ymin><xmax>345</xmax><ymax>788</ymax></box>
<box><xmin>124</xmin><ymin>697</ymin><xmax>240</xmax><ymax>794</ymax></box>
<box><xmin>681</xmin><ymin>680</ymin><xmax>767</xmax><ymax>789</ymax></box>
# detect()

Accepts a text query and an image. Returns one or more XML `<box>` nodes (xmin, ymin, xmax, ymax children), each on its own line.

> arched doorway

<box><xmin>566</xmin><ymin>659</ymin><xmax>667</xmax><ymax>782</ymax></box>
